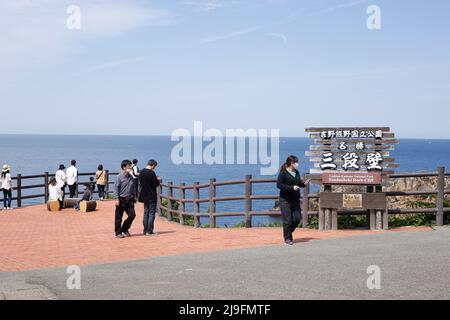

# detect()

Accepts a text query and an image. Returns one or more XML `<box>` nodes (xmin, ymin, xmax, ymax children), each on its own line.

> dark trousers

<box><xmin>115</xmin><ymin>199</ymin><xmax>136</xmax><ymax>235</ymax></box>
<box><xmin>60</xmin><ymin>185</ymin><xmax>66</xmax><ymax>201</ymax></box>
<box><xmin>279</xmin><ymin>198</ymin><xmax>301</xmax><ymax>242</ymax></box>
<box><xmin>143</xmin><ymin>200</ymin><xmax>157</xmax><ymax>234</ymax></box>
<box><xmin>58</xmin><ymin>200</ymin><xmax>63</xmax><ymax>210</ymax></box>
<box><xmin>68</xmin><ymin>183</ymin><xmax>77</xmax><ymax>198</ymax></box>
<box><xmin>134</xmin><ymin>179</ymin><xmax>139</xmax><ymax>199</ymax></box>
<box><xmin>2</xmin><ymin>189</ymin><xmax>12</xmax><ymax>208</ymax></box>
<box><xmin>97</xmin><ymin>184</ymin><xmax>106</xmax><ymax>199</ymax></box>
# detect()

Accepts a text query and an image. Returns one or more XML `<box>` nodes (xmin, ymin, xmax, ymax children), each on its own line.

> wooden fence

<box><xmin>1</xmin><ymin>167</ymin><xmax>449</xmax><ymax>228</ymax></box>
<box><xmin>0</xmin><ymin>171</ymin><xmax>118</xmax><ymax>207</ymax></box>
<box><xmin>157</xmin><ymin>166</ymin><xmax>450</xmax><ymax>228</ymax></box>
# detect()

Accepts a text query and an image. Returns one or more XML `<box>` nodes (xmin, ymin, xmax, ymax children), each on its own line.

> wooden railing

<box><xmin>157</xmin><ymin>166</ymin><xmax>450</xmax><ymax>228</ymax></box>
<box><xmin>158</xmin><ymin>175</ymin><xmax>283</xmax><ymax>228</ymax></box>
<box><xmin>0</xmin><ymin>171</ymin><xmax>118</xmax><ymax>206</ymax></box>
<box><xmin>1</xmin><ymin>167</ymin><xmax>449</xmax><ymax>228</ymax></box>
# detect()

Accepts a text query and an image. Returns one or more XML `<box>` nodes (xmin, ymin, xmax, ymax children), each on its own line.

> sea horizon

<box><xmin>1</xmin><ymin>133</ymin><xmax>450</xmax><ymax>141</ymax></box>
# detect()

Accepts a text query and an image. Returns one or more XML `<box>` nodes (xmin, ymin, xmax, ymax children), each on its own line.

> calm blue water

<box><xmin>1</xmin><ymin>135</ymin><xmax>450</xmax><ymax>226</ymax></box>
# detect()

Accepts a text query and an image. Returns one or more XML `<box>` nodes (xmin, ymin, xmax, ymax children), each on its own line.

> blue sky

<box><xmin>1</xmin><ymin>0</ymin><xmax>450</xmax><ymax>138</ymax></box>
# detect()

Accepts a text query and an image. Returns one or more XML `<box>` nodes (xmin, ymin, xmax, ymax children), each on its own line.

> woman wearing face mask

<box><xmin>277</xmin><ymin>155</ymin><xmax>310</xmax><ymax>245</ymax></box>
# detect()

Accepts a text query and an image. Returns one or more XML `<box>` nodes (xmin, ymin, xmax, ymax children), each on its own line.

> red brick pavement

<box><xmin>0</xmin><ymin>201</ymin><xmax>431</xmax><ymax>272</ymax></box>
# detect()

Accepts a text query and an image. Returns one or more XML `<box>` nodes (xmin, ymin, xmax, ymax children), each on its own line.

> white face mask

<box><xmin>293</xmin><ymin>163</ymin><xmax>299</xmax><ymax>170</ymax></box>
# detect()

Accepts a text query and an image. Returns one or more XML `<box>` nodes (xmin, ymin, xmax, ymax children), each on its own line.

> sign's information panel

<box><xmin>322</xmin><ymin>172</ymin><xmax>382</xmax><ymax>185</ymax></box>
<box><xmin>343</xmin><ymin>194</ymin><xmax>363</xmax><ymax>209</ymax></box>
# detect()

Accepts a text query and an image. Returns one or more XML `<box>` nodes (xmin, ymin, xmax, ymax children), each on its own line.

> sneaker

<box><xmin>284</xmin><ymin>240</ymin><xmax>294</xmax><ymax>245</ymax></box>
<box><xmin>115</xmin><ymin>234</ymin><xmax>125</xmax><ymax>239</ymax></box>
<box><xmin>144</xmin><ymin>232</ymin><xmax>159</xmax><ymax>236</ymax></box>
<box><xmin>122</xmin><ymin>231</ymin><xmax>131</xmax><ymax>237</ymax></box>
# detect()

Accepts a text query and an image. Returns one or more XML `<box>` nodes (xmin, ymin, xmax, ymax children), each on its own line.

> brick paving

<box><xmin>0</xmin><ymin>201</ymin><xmax>431</xmax><ymax>272</ymax></box>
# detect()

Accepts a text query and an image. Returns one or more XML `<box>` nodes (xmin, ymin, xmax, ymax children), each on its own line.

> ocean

<box><xmin>1</xmin><ymin>135</ymin><xmax>450</xmax><ymax>226</ymax></box>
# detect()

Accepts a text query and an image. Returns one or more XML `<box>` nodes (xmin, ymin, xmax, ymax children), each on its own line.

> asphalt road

<box><xmin>1</xmin><ymin>227</ymin><xmax>449</xmax><ymax>300</ymax></box>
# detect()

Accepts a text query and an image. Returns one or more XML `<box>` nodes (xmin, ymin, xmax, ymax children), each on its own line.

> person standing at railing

<box><xmin>96</xmin><ymin>164</ymin><xmax>107</xmax><ymax>201</ymax></box>
<box><xmin>114</xmin><ymin>160</ymin><xmax>136</xmax><ymax>239</ymax></box>
<box><xmin>66</xmin><ymin>160</ymin><xmax>78</xmax><ymax>198</ymax></box>
<box><xmin>138</xmin><ymin>159</ymin><xmax>160</xmax><ymax>236</ymax></box>
<box><xmin>55</xmin><ymin>164</ymin><xmax>67</xmax><ymax>200</ymax></box>
<box><xmin>1</xmin><ymin>164</ymin><xmax>13</xmax><ymax>210</ymax></box>
<box><xmin>130</xmin><ymin>159</ymin><xmax>140</xmax><ymax>200</ymax></box>
<box><xmin>48</xmin><ymin>177</ymin><xmax>63</xmax><ymax>210</ymax></box>
<box><xmin>276</xmin><ymin>155</ymin><xmax>311</xmax><ymax>245</ymax></box>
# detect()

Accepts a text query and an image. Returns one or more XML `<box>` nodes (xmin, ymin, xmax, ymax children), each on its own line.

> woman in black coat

<box><xmin>277</xmin><ymin>155</ymin><xmax>310</xmax><ymax>245</ymax></box>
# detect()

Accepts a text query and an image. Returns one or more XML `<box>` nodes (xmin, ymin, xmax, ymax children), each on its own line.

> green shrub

<box><xmin>160</xmin><ymin>198</ymin><xmax>180</xmax><ymax>222</ymax></box>
<box><xmin>338</xmin><ymin>215</ymin><xmax>368</xmax><ymax>229</ymax></box>
<box><xmin>389</xmin><ymin>214</ymin><xmax>436</xmax><ymax>228</ymax></box>
<box><xmin>308</xmin><ymin>216</ymin><xmax>319</xmax><ymax>229</ymax></box>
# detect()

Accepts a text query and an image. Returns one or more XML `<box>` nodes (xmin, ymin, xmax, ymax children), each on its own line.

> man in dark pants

<box><xmin>66</xmin><ymin>160</ymin><xmax>78</xmax><ymax>198</ymax></box>
<box><xmin>139</xmin><ymin>159</ymin><xmax>160</xmax><ymax>236</ymax></box>
<box><xmin>114</xmin><ymin>160</ymin><xmax>136</xmax><ymax>239</ymax></box>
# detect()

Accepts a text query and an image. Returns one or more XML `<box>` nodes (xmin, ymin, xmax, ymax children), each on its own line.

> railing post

<box><xmin>209</xmin><ymin>178</ymin><xmax>216</xmax><ymax>228</ymax></box>
<box><xmin>105</xmin><ymin>170</ymin><xmax>110</xmax><ymax>199</ymax></box>
<box><xmin>193</xmin><ymin>182</ymin><xmax>200</xmax><ymax>228</ymax></box>
<box><xmin>44</xmin><ymin>172</ymin><xmax>49</xmax><ymax>203</ymax></box>
<box><xmin>245</xmin><ymin>175</ymin><xmax>252</xmax><ymax>228</ymax></box>
<box><xmin>167</xmin><ymin>182</ymin><xmax>173</xmax><ymax>221</ymax></box>
<box><xmin>436</xmin><ymin>166</ymin><xmax>445</xmax><ymax>226</ymax></box>
<box><xmin>179</xmin><ymin>183</ymin><xmax>185</xmax><ymax>225</ymax></box>
<box><xmin>302</xmin><ymin>174</ymin><xmax>309</xmax><ymax>228</ymax></box>
<box><xmin>156</xmin><ymin>179</ymin><xmax>162</xmax><ymax>216</ymax></box>
<box><xmin>16</xmin><ymin>174</ymin><xmax>22</xmax><ymax>208</ymax></box>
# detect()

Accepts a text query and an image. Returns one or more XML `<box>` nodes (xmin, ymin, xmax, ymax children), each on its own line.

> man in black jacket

<box><xmin>139</xmin><ymin>159</ymin><xmax>160</xmax><ymax>236</ymax></box>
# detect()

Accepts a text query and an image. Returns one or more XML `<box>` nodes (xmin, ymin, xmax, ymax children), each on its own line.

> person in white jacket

<box><xmin>1</xmin><ymin>164</ymin><xmax>13</xmax><ymax>210</ymax></box>
<box><xmin>66</xmin><ymin>160</ymin><xmax>78</xmax><ymax>198</ymax></box>
<box><xmin>48</xmin><ymin>177</ymin><xmax>63</xmax><ymax>210</ymax></box>
<box><xmin>55</xmin><ymin>164</ymin><xmax>67</xmax><ymax>199</ymax></box>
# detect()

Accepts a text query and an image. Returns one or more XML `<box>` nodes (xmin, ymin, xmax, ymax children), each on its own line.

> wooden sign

<box><xmin>322</xmin><ymin>172</ymin><xmax>382</xmax><ymax>185</ymax></box>
<box><xmin>305</xmin><ymin>127</ymin><xmax>399</xmax><ymax>174</ymax></box>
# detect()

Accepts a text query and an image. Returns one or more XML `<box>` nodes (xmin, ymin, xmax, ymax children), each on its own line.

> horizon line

<box><xmin>0</xmin><ymin>132</ymin><xmax>449</xmax><ymax>141</ymax></box>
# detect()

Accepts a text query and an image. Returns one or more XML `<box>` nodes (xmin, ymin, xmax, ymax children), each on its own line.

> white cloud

<box><xmin>69</xmin><ymin>56</ymin><xmax>147</xmax><ymax>78</ymax></box>
<box><xmin>0</xmin><ymin>0</ymin><xmax>173</xmax><ymax>72</ymax></box>
<box><xmin>182</xmin><ymin>0</ymin><xmax>276</xmax><ymax>14</ymax></box>
<box><xmin>199</xmin><ymin>25</ymin><xmax>264</xmax><ymax>44</ymax></box>
<box><xmin>183</xmin><ymin>0</ymin><xmax>232</xmax><ymax>13</ymax></box>
<box><xmin>267</xmin><ymin>33</ymin><xmax>287</xmax><ymax>45</ymax></box>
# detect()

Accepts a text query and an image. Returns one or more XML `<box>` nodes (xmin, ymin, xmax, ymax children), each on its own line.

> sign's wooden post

<box><xmin>305</xmin><ymin>127</ymin><xmax>399</xmax><ymax>231</ymax></box>
<box><xmin>331</xmin><ymin>209</ymin><xmax>338</xmax><ymax>230</ymax></box>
